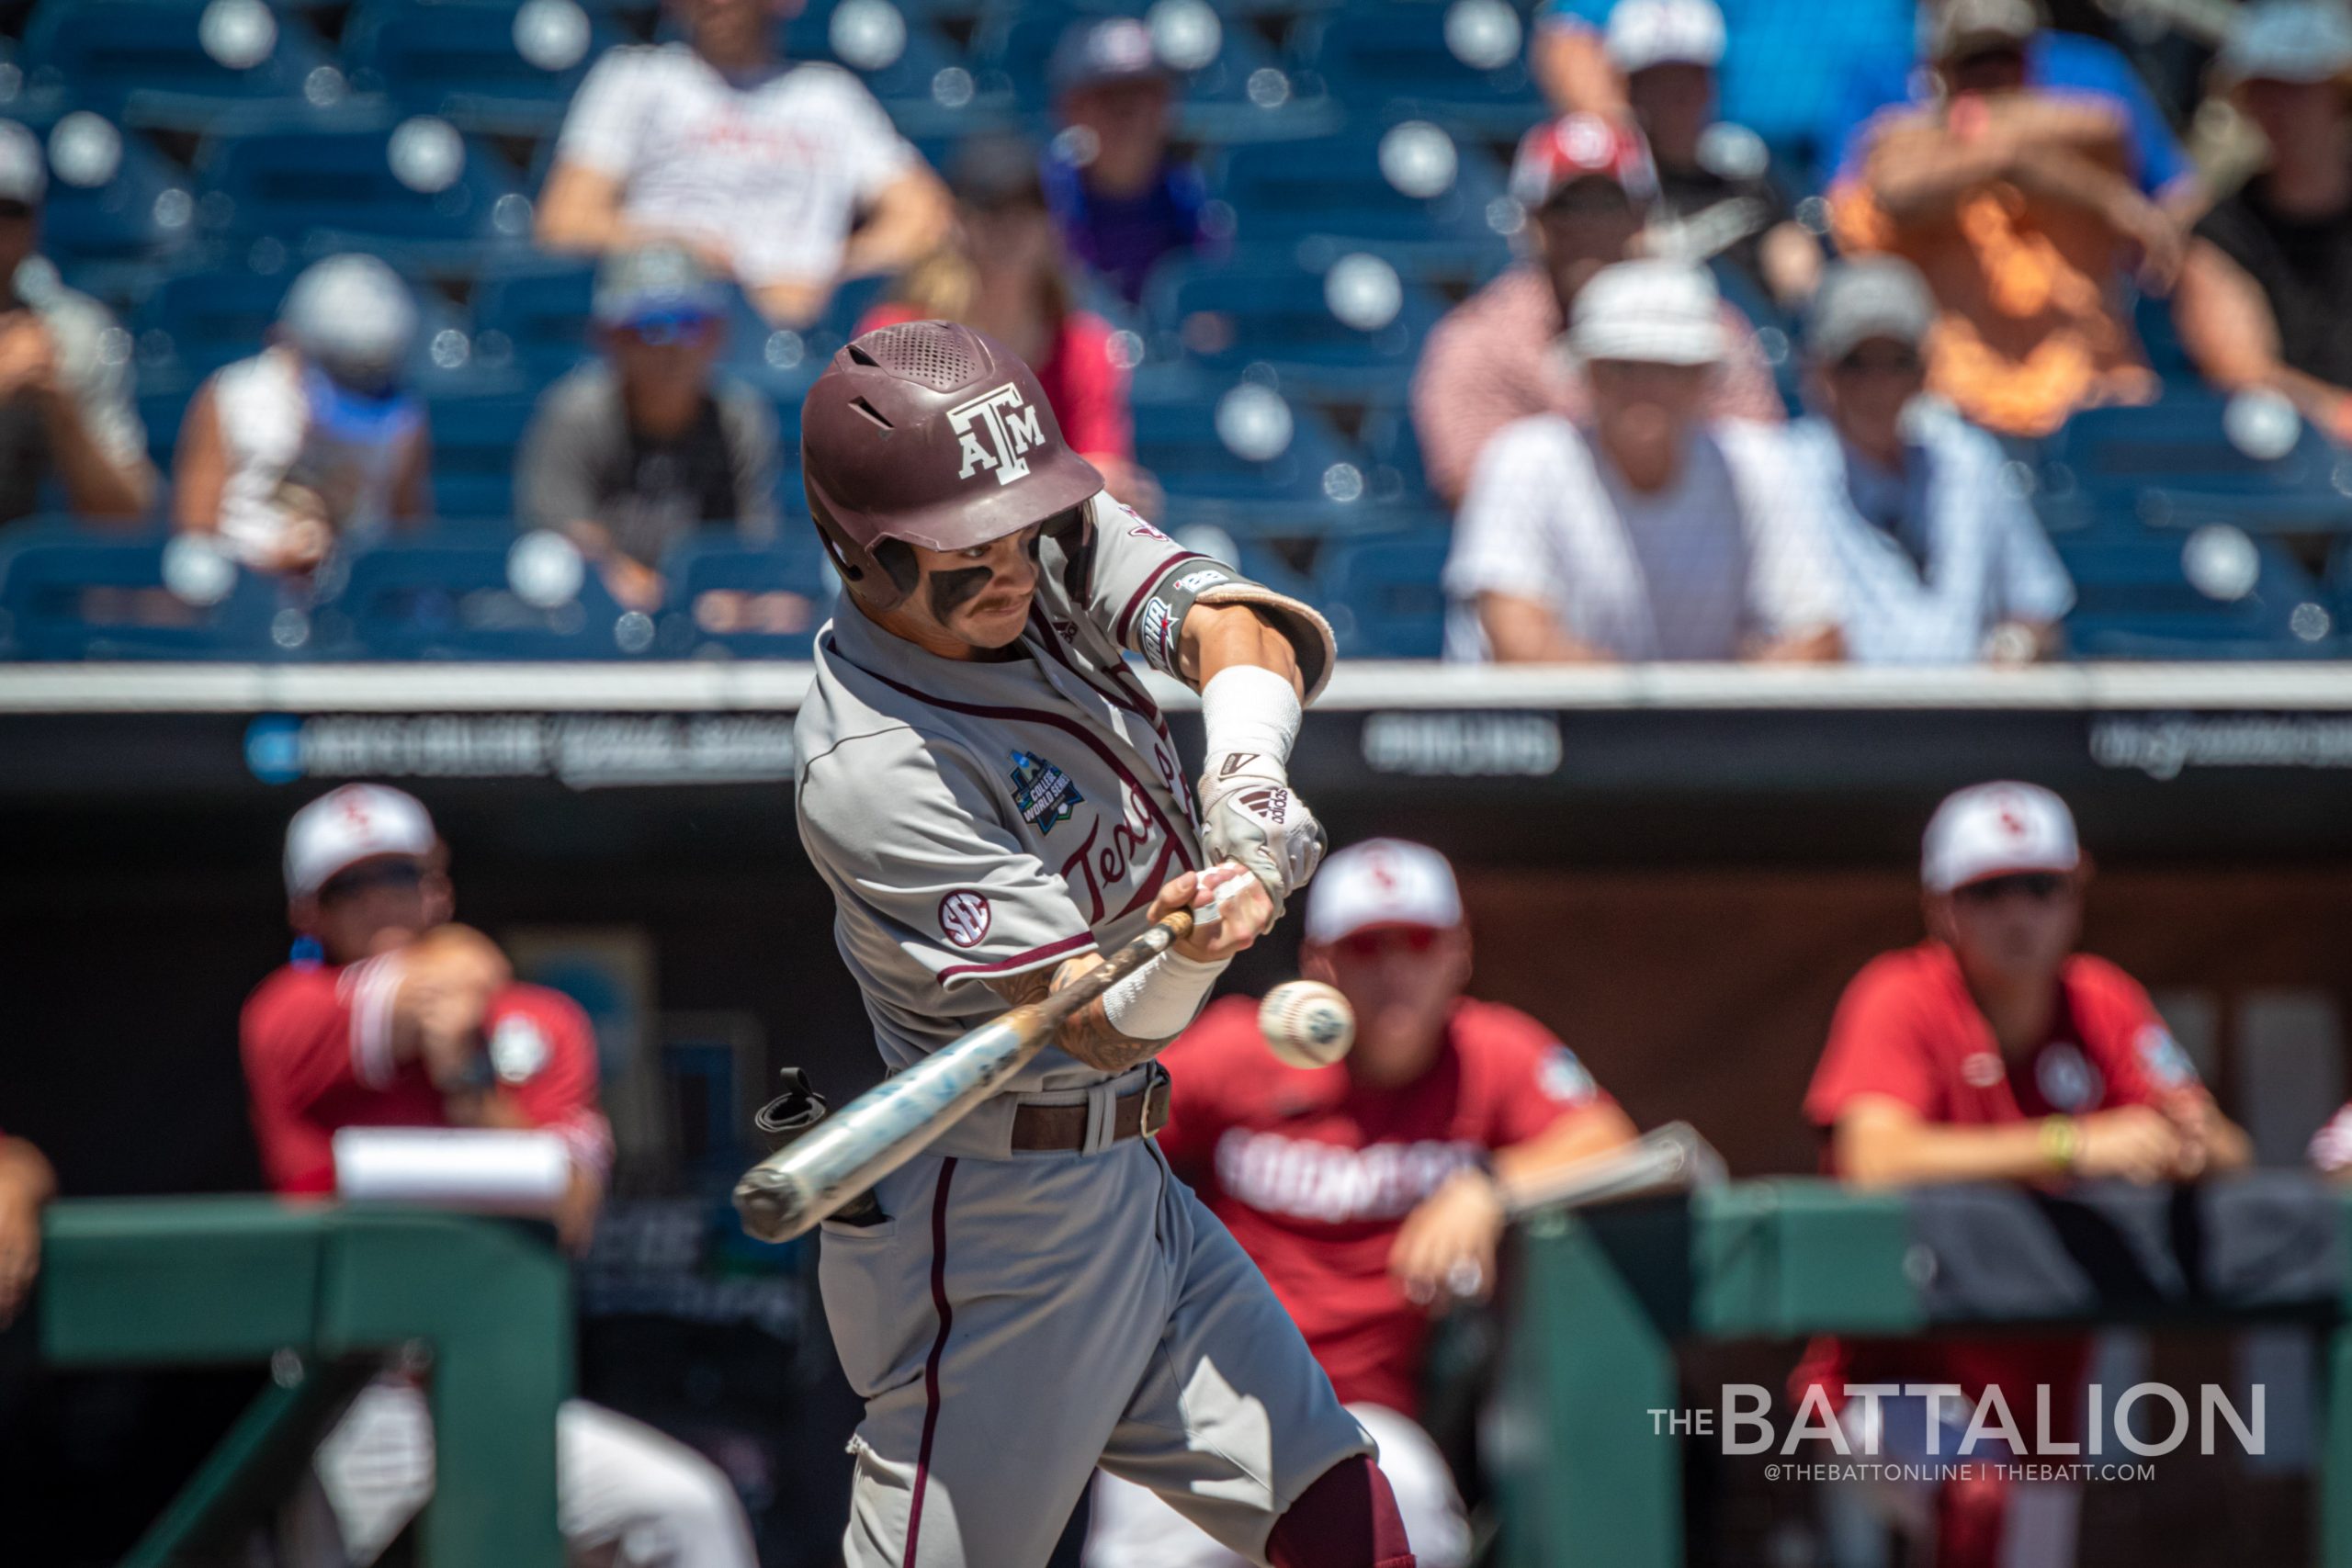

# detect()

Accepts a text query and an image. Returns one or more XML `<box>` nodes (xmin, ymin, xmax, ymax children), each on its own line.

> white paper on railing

<box><xmin>333</xmin><ymin>1127</ymin><xmax>570</xmax><ymax>1210</ymax></box>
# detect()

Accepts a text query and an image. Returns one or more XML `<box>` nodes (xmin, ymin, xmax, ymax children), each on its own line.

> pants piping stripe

<box><xmin>901</xmin><ymin>1156</ymin><xmax>959</xmax><ymax>1568</ymax></box>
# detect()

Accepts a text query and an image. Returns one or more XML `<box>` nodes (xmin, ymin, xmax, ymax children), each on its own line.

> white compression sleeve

<box><xmin>1199</xmin><ymin>665</ymin><xmax>1303</xmax><ymax>777</ymax></box>
<box><xmin>1100</xmin><ymin>949</ymin><xmax>1227</xmax><ymax>1043</ymax></box>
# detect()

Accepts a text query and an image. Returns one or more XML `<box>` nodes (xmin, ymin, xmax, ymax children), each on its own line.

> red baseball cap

<box><xmin>1509</xmin><ymin>113</ymin><xmax>1658</xmax><ymax>209</ymax></box>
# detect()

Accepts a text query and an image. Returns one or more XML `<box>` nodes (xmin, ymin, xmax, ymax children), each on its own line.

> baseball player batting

<box><xmin>790</xmin><ymin>321</ymin><xmax>1416</xmax><ymax>1568</ymax></box>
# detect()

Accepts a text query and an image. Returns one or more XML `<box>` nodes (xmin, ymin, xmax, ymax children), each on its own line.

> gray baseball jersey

<box><xmin>793</xmin><ymin>493</ymin><xmax>1369</xmax><ymax>1567</ymax></box>
<box><xmin>797</xmin><ymin>494</ymin><xmax>1227</xmax><ymax>1097</ymax></box>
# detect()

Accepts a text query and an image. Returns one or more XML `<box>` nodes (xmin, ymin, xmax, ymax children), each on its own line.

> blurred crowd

<box><xmin>1</xmin><ymin>0</ymin><xmax>2350</xmax><ymax>662</ymax></box>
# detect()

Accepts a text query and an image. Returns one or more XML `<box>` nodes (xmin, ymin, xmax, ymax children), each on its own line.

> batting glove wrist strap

<box><xmin>1196</xmin><ymin>666</ymin><xmax>1324</xmax><ymax>909</ymax></box>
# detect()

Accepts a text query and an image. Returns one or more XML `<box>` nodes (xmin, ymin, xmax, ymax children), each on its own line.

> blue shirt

<box><xmin>1042</xmin><ymin>152</ymin><xmax>1213</xmax><ymax>305</ymax></box>
<box><xmin>1820</xmin><ymin>29</ymin><xmax>2190</xmax><ymax>195</ymax></box>
<box><xmin>1788</xmin><ymin>409</ymin><xmax>2075</xmax><ymax>664</ymax></box>
<box><xmin>1539</xmin><ymin>0</ymin><xmax>1912</xmax><ymax>152</ymax></box>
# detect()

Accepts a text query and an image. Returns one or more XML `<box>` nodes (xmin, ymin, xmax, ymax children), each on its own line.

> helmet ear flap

<box><xmin>1044</xmin><ymin>501</ymin><xmax>1094</xmax><ymax>605</ymax></box>
<box><xmin>810</xmin><ymin>488</ymin><xmax>907</xmax><ymax>611</ymax></box>
<box><xmin>874</xmin><ymin>539</ymin><xmax>921</xmax><ymax>600</ymax></box>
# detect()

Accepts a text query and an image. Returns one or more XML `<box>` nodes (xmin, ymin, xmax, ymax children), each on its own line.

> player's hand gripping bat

<box><xmin>734</xmin><ymin>907</ymin><xmax>1199</xmax><ymax>1243</ymax></box>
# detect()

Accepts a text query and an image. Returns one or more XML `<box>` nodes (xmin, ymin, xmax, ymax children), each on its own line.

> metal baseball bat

<box><xmin>1499</xmin><ymin>1122</ymin><xmax>1725</xmax><ymax>1218</ymax></box>
<box><xmin>733</xmin><ymin>908</ymin><xmax>1197</xmax><ymax>1244</ymax></box>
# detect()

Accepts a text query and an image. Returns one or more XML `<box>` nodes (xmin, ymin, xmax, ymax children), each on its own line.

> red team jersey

<box><xmin>1157</xmin><ymin>994</ymin><xmax>1611</xmax><ymax>1417</ymax></box>
<box><xmin>241</xmin><ymin>956</ymin><xmax>613</xmax><ymax>1195</ymax></box>
<box><xmin>1795</xmin><ymin>942</ymin><xmax>2199</xmax><ymax>1435</ymax></box>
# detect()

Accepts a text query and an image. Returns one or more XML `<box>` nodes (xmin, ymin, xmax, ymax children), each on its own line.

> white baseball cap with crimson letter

<box><xmin>285</xmin><ymin>784</ymin><xmax>436</xmax><ymax>898</ymax></box>
<box><xmin>1921</xmin><ymin>782</ymin><xmax>2080</xmax><ymax>894</ymax></box>
<box><xmin>1304</xmin><ymin>839</ymin><xmax>1465</xmax><ymax>945</ymax></box>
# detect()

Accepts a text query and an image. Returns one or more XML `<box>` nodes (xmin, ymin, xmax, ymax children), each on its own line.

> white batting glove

<box><xmin>1197</xmin><ymin>756</ymin><xmax>1326</xmax><ymax>915</ymax></box>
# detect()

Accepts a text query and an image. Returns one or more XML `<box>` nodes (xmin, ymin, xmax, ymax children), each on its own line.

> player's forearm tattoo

<box><xmin>986</xmin><ymin>961</ymin><xmax>1167</xmax><ymax>1074</ymax></box>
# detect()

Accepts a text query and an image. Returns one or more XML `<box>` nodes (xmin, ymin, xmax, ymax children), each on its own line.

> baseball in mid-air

<box><xmin>1258</xmin><ymin>980</ymin><xmax>1355</xmax><ymax>1068</ymax></box>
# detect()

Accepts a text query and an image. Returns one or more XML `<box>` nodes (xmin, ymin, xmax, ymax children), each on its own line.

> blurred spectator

<box><xmin>1085</xmin><ymin>839</ymin><xmax>1638</xmax><ymax>1568</ymax></box>
<box><xmin>536</xmin><ymin>0</ymin><xmax>951</xmax><ymax>329</ymax></box>
<box><xmin>1044</xmin><ymin>17</ymin><xmax>1215</xmax><ymax>305</ymax></box>
<box><xmin>1818</xmin><ymin>0</ymin><xmax>2202</xmax><ymax>203</ymax></box>
<box><xmin>1604</xmin><ymin>0</ymin><xmax>1822</xmax><ymax>308</ymax></box>
<box><xmin>1795</xmin><ymin>781</ymin><xmax>2247</xmax><ymax>1568</ymax></box>
<box><xmin>1443</xmin><ymin>260</ymin><xmax>1842</xmax><ymax>663</ymax></box>
<box><xmin>1412</xmin><ymin>114</ymin><xmax>1784</xmax><ymax>509</ymax></box>
<box><xmin>2175</xmin><ymin>1</ymin><xmax>2352</xmax><ymax>441</ymax></box>
<box><xmin>860</xmin><ymin>136</ymin><xmax>1159</xmax><ymax>518</ymax></box>
<box><xmin>172</xmin><ymin>255</ymin><xmax>431</xmax><ymax>575</ymax></box>
<box><xmin>244</xmin><ymin>785</ymin><xmax>758</xmax><ymax>1567</ymax></box>
<box><xmin>517</xmin><ymin>243</ymin><xmax>779</xmax><ymax>612</ymax></box>
<box><xmin>0</xmin><ymin>121</ymin><xmax>153</xmax><ymax>526</ymax></box>
<box><xmin>1828</xmin><ymin>0</ymin><xmax>2186</xmax><ymax>438</ymax></box>
<box><xmin>0</xmin><ymin>1133</ymin><xmax>52</xmax><ymax>1329</ymax></box>
<box><xmin>1791</xmin><ymin>259</ymin><xmax>2072</xmax><ymax>662</ymax></box>
<box><xmin>1534</xmin><ymin>0</ymin><xmax>1911</xmax><ymax>153</ymax></box>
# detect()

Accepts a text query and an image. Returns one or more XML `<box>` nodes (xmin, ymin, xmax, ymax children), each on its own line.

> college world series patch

<box><xmin>1011</xmin><ymin>750</ymin><xmax>1084</xmax><ymax>833</ymax></box>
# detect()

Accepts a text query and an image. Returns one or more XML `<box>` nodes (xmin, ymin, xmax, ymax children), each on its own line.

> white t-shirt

<box><xmin>1786</xmin><ymin>410</ymin><xmax>2075</xmax><ymax>664</ymax></box>
<box><xmin>554</xmin><ymin>45</ymin><xmax>916</xmax><ymax>288</ymax></box>
<box><xmin>209</xmin><ymin>347</ymin><xmax>416</xmax><ymax>569</ymax></box>
<box><xmin>1443</xmin><ymin>416</ymin><xmax>1842</xmax><ymax>661</ymax></box>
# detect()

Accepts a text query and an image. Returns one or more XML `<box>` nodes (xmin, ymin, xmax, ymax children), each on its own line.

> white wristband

<box><xmin>1199</xmin><ymin>665</ymin><xmax>1302</xmax><ymax>780</ymax></box>
<box><xmin>1101</xmin><ymin>949</ymin><xmax>1227</xmax><ymax>1043</ymax></box>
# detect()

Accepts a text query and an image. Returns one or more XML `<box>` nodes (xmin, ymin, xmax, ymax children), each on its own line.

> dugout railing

<box><xmin>38</xmin><ymin>1198</ymin><xmax>569</xmax><ymax>1567</ymax></box>
<box><xmin>1498</xmin><ymin>1175</ymin><xmax>2352</xmax><ymax>1566</ymax></box>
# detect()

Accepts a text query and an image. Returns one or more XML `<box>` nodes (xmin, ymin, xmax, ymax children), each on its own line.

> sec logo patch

<box><xmin>939</xmin><ymin>890</ymin><xmax>992</xmax><ymax>949</ymax></box>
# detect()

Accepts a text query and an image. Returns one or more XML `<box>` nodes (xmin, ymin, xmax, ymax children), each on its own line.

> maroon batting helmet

<box><xmin>802</xmin><ymin>321</ymin><xmax>1104</xmax><ymax>610</ymax></box>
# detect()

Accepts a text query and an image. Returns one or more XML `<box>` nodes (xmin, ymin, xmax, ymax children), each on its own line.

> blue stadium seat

<box><xmin>194</xmin><ymin>114</ymin><xmax>531</xmax><ymax>262</ymax></box>
<box><xmin>1357</xmin><ymin>400</ymin><xmax>1446</xmax><ymax>516</ymax></box>
<box><xmin>424</xmin><ymin>394</ymin><xmax>538</xmax><ymax>519</ymax></box>
<box><xmin>2054</xmin><ymin>531</ymin><xmax>2335</xmax><ymax>657</ymax></box>
<box><xmin>1143</xmin><ymin>251</ymin><xmax>1448</xmax><ymax>400</ymax></box>
<box><xmin>19</xmin><ymin>0</ymin><xmax>334</xmax><ymax>130</ymax></box>
<box><xmin>467</xmin><ymin>260</ymin><xmax>604</xmax><ymax>379</ymax></box>
<box><xmin>129</xmin><ymin>263</ymin><xmax>476</xmax><ymax>395</ymax></box>
<box><xmin>654</xmin><ymin>531</ymin><xmax>835</xmax><ymax>657</ymax></box>
<box><xmin>781</xmin><ymin>0</ymin><xmax>986</xmax><ymax>132</ymax></box>
<box><xmin>343</xmin><ymin>0</ymin><xmax>623</xmax><ymax>136</ymax></box>
<box><xmin>1283</xmin><ymin>0</ymin><xmax>1545</xmax><ymax>139</ymax></box>
<box><xmin>318</xmin><ymin>525</ymin><xmax>650</xmax><ymax>659</ymax></box>
<box><xmin>36</xmin><ymin>119</ymin><xmax>199</xmax><ymax>276</ymax></box>
<box><xmin>2040</xmin><ymin>394</ymin><xmax>2352</xmax><ymax>530</ymax></box>
<box><xmin>0</xmin><ymin>524</ymin><xmax>291</xmax><ymax>659</ymax></box>
<box><xmin>1317</xmin><ymin>528</ymin><xmax>1448</xmax><ymax>658</ymax></box>
<box><xmin>1131</xmin><ymin>385</ymin><xmax>1372</xmax><ymax>536</ymax></box>
<box><xmin>1210</xmin><ymin>131</ymin><xmax>1510</xmax><ymax>275</ymax></box>
<box><xmin>136</xmin><ymin>386</ymin><xmax>187</xmax><ymax>472</ymax></box>
<box><xmin>2132</xmin><ymin>288</ymin><xmax>2190</xmax><ymax>382</ymax></box>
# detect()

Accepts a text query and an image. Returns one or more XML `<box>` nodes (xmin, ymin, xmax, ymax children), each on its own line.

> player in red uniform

<box><xmin>1084</xmin><ymin>839</ymin><xmax>1638</xmax><ymax>1568</ymax></box>
<box><xmin>241</xmin><ymin>784</ymin><xmax>757</xmax><ymax>1568</ymax></box>
<box><xmin>1796</xmin><ymin>780</ymin><xmax>2248</xmax><ymax>1568</ymax></box>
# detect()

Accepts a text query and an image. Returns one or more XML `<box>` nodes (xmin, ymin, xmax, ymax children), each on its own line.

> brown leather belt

<box><xmin>1009</xmin><ymin>1067</ymin><xmax>1171</xmax><ymax>1152</ymax></box>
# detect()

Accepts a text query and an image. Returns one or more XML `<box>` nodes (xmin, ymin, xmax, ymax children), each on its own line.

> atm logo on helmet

<box><xmin>949</xmin><ymin>382</ymin><xmax>1047</xmax><ymax>486</ymax></box>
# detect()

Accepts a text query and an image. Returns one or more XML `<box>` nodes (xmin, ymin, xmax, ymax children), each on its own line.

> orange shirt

<box><xmin>1832</xmin><ymin>96</ymin><xmax>2158</xmax><ymax>437</ymax></box>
